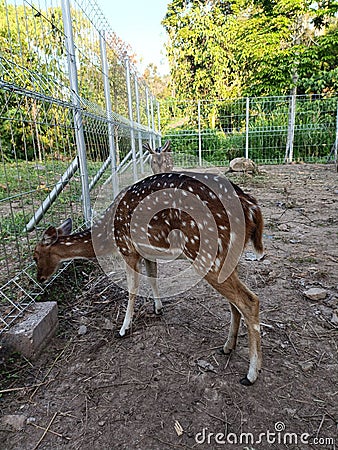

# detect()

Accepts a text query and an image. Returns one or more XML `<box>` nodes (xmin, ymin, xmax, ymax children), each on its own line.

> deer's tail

<box><xmin>251</xmin><ymin>205</ymin><xmax>264</xmax><ymax>257</ymax></box>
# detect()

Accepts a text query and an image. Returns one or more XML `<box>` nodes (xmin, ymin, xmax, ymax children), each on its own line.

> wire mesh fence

<box><xmin>161</xmin><ymin>96</ymin><xmax>338</xmax><ymax>167</ymax></box>
<box><xmin>0</xmin><ymin>0</ymin><xmax>159</xmax><ymax>334</ymax></box>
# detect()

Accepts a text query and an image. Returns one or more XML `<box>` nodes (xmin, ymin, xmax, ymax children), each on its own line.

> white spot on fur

<box><xmin>229</xmin><ymin>231</ymin><xmax>237</xmax><ymax>246</ymax></box>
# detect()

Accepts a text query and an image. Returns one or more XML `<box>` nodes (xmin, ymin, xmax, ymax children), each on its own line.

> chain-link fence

<box><xmin>161</xmin><ymin>96</ymin><xmax>338</xmax><ymax>167</ymax></box>
<box><xmin>0</xmin><ymin>0</ymin><xmax>160</xmax><ymax>333</ymax></box>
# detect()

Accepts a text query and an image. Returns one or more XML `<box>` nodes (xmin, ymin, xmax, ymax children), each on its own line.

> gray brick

<box><xmin>3</xmin><ymin>302</ymin><xmax>58</xmax><ymax>359</ymax></box>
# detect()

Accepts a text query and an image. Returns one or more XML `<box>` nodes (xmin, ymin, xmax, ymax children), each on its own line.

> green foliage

<box><xmin>0</xmin><ymin>1</ymin><xmax>130</xmax><ymax>162</ymax></box>
<box><xmin>0</xmin><ymin>212</ymin><xmax>27</xmax><ymax>240</ymax></box>
<box><xmin>163</xmin><ymin>128</ymin><xmax>244</xmax><ymax>166</ymax></box>
<box><xmin>161</xmin><ymin>0</ymin><xmax>338</xmax><ymax>167</ymax></box>
<box><xmin>143</xmin><ymin>64</ymin><xmax>171</xmax><ymax>99</ymax></box>
<box><xmin>163</xmin><ymin>0</ymin><xmax>338</xmax><ymax>101</ymax></box>
<box><xmin>162</xmin><ymin>95</ymin><xmax>337</xmax><ymax>165</ymax></box>
<box><xmin>163</xmin><ymin>0</ymin><xmax>241</xmax><ymax>100</ymax></box>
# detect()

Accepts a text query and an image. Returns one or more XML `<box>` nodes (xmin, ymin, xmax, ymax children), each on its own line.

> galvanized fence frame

<box><xmin>0</xmin><ymin>0</ymin><xmax>160</xmax><ymax>334</ymax></box>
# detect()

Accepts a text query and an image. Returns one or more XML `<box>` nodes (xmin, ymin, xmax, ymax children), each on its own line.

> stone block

<box><xmin>2</xmin><ymin>302</ymin><xmax>58</xmax><ymax>359</ymax></box>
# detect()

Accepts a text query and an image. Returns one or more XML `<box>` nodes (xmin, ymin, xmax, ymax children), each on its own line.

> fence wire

<box><xmin>0</xmin><ymin>0</ymin><xmax>159</xmax><ymax>334</ymax></box>
<box><xmin>161</xmin><ymin>96</ymin><xmax>338</xmax><ymax>166</ymax></box>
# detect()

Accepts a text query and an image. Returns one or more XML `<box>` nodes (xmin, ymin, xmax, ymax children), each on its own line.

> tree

<box><xmin>163</xmin><ymin>0</ymin><xmax>241</xmax><ymax>100</ymax></box>
<box><xmin>163</xmin><ymin>0</ymin><xmax>338</xmax><ymax>100</ymax></box>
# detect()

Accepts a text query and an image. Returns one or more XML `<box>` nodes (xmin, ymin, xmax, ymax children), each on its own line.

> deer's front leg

<box><xmin>119</xmin><ymin>256</ymin><xmax>140</xmax><ymax>337</ymax></box>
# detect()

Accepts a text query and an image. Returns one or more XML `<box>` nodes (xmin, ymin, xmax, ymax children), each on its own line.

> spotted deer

<box><xmin>33</xmin><ymin>171</ymin><xmax>264</xmax><ymax>385</ymax></box>
<box><xmin>143</xmin><ymin>140</ymin><xmax>174</xmax><ymax>174</ymax></box>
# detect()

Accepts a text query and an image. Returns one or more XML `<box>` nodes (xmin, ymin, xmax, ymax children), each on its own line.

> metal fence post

<box><xmin>245</xmin><ymin>97</ymin><xmax>249</xmax><ymax>159</ymax></box>
<box><xmin>285</xmin><ymin>92</ymin><xmax>297</xmax><ymax>163</ymax></box>
<box><xmin>100</xmin><ymin>32</ymin><xmax>119</xmax><ymax>197</ymax></box>
<box><xmin>145</xmin><ymin>86</ymin><xmax>151</xmax><ymax>143</ymax></box>
<box><xmin>150</xmin><ymin>94</ymin><xmax>155</xmax><ymax>148</ymax></box>
<box><xmin>61</xmin><ymin>0</ymin><xmax>91</xmax><ymax>225</ymax></box>
<box><xmin>198</xmin><ymin>100</ymin><xmax>202</xmax><ymax>166</ymax></box>
<box><xmin>134</xmin><ymin>77</ymin><xmax>144</xmax><ymax>174</ymax></box>
<box><xmin>124</xmin><ymin>53</ymin><xmax>138</xmax><ymax>181</ymax></box>
<box><xmin>157</xmin><ymin>101</ymin><xmax>161</xmax><ymax>147</ymax></box>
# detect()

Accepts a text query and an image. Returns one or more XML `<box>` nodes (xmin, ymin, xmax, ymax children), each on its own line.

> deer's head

<box><xmin>143</xmin><ymin>141</ymin><xmax>174</xmax><ymax>174</ymax></box>
<box><xmin>33</xmin><ymin>218</ymin><xmax>73</xmax><ymax>283</ymax></box>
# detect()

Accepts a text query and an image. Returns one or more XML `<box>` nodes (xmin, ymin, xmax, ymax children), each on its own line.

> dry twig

<box><xmin>33</xmin><ymin>412</ymin><xmax>58</xmax><ymax>450</ymax></box>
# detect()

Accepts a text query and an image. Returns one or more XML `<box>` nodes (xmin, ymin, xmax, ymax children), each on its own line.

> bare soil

<box><xmin>1</xmin><ymin>163</ymin><xmax>337</xmax><ymax>450</ymax></box>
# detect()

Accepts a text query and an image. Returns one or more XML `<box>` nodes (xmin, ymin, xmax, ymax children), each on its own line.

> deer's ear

<box><xmin>58</xmin><ymin>218</ymin><xmax>72</xmax><ymax>236</ymax></box>
<box><xmin>162</xmin><ymin>141</ymin><xmax>171</xmax><ymax>152</ymax></box>
<box><xmin>41</xmin><ymin>226</ymin><xmax>58</xmax><ymax>246</ymax></box>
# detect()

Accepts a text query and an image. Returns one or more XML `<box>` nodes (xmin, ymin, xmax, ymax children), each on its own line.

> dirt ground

<box><xmin>0</xmin><ymin>164</ymin><xmax>337</xmax><ymax>450</ymax></box>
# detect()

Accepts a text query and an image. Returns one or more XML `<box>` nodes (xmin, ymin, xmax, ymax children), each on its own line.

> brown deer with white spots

<box><xmin>143</xmin><ymin>140</ymin><xmax>174</xmax><ymax>174</ymax></box>
<box><xmin>33</xmin><ymin>171</ymin><xmax>264</xmax><ymax>385</ymax></box>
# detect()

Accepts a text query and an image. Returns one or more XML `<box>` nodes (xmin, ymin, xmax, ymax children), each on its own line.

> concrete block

<box><xmin>2</xmin><ymin>302</ymin><xmax>58</xmax><ymax>359</ymax></box>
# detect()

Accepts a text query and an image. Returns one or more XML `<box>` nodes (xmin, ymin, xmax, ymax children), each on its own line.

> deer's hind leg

<box><xmin>223</xmin><ymin>302</ymin><xmax>241</xmax><ymax>354</ymax></box>
<box><xmin>206</xmin><ymin>270</ymin><xmax>262</xmax><ymax>385</ymax></box>
<box><xmin>144</xmin><ymin>259</ymin><xmax>163</xmax><ymax>315</ymax></box>
<box><xmin>119</xmin><ymin>254</ymin><xmax>141</xmax><ymax>337</ymax></box>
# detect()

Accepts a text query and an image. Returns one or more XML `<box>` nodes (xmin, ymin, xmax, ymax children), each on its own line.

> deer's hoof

<box><xmin>223</xmin><ymin>346</ymin><xmax>235</xmax><ymax>355</ymax></box>
<box><xmin>154</xmin><ymin>306</ymin><xmax>164</xmax><ymax>316</ymax></box>
<box><xmin>114</xmin><ymin>329</ymin><xmax>130</xmax><ymax>339</ymax></box>
<box><xmin>240</xmin><ymin>376</ymin><xmax>254</xmax><ymax>386</ymax></box>
<box><xmin>217</xmin><ymin>347</ymin><xmax>232</xmax><ymax>355</ymax></box>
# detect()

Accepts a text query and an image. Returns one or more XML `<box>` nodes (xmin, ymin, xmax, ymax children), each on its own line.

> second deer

<box><xmin>143</xmin><ymin>140</ymin><xmax>174</xmax><ymax>174</ymax></box>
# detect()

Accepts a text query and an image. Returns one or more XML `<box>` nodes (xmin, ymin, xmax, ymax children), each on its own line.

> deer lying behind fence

<box><xmin>34</xmin><ymin>170</ymin><xmax>264</xmax><ymax>385</ymax></box>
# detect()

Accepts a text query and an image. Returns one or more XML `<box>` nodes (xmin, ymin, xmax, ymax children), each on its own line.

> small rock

<box><xmin>285</xmin><ymin>408</ymin><xmax>297</xmax><ymax>417</ymax></box>
<box><xmin>98</xmin><ymin>420</ymin><xmax>105</xmax><ymax>426</ymax></box>
<box><xmin>315</xmin><ymin>305</ymin><xmax>333</xmax><ymax>318</ymax></box>
<box><xmin>78</xmin><ymin>325</ymin><xmax>87</xmax><ymax>335</ymax></box>
<box><xmin>229</xmin><ymin>157</ymin><xmax>258</xmax><ymax>174</ymax></box>
<box><xmin>26</xmin><ymin>417</ymin><xmax>36</xmax><ymax>425</ymax></box>
<box><xmin>278</xmin><ymin>223</ymin><xmax>289</xmax><ymax>232</ymax></box>
<box><xmin>268</xmin><ymin>270</ymin><xmax>276</xmax><ymax>280</ymax></box>
<box><xmin>103</xmin><ymin>318</ymin><xmax>114</xmax><ymax>330</ymax></box>
<box><xmin>300</xmin><ymin>361</ymin><xmax>315</xmax><ymax>372</ymax></box>
<box><xmin>304</xmin><ymin>288</ymin><xmax>327</xmax><ymax>301</ymax></box>
<box><xmin>1</xmin><ymin>414</ymin><xmax>27</xmax><ymax>430</ymax></box>
<box><xmin>331</xmin><ymin>310</ymin><xmax>338</xmax><ymax>325</ymax></box>
<box><xmin>196</xmin><ymin>359</ymin><xmax>216</xmax><ymax>373</ymax></box>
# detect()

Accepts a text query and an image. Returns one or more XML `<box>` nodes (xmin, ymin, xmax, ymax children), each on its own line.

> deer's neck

<box><xmin>56</xmin><ymin>225</ymin><xmax>118</xmax><ymax>262</ymax></box>
<box><xmin>55</xmin><ymin>229</ymin><xmax>95</xmax><ymax>260</ymax></box>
